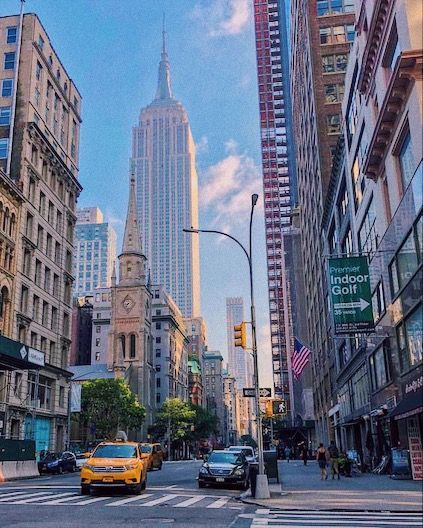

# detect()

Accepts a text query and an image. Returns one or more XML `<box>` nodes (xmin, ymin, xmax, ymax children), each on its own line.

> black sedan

<box><xmin>38</xmin><ymin>451</ymin><xmax>77</xmax><ymax>474</ymax></box>
<box><xmin>198</xmin><ymin>450</ymin><xmax>249</xmax><ymax>489</ymax></box>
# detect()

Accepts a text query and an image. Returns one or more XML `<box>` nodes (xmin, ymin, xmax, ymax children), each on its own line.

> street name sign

<box><xmin>329</xmin><ymin>256</ymin><xmax>374</xmax><ymax>334</ymax></box>
<box><xmin>243</xmin><ymin>387</ymin><xmax>272</xmax><ymax>398</ymax></box>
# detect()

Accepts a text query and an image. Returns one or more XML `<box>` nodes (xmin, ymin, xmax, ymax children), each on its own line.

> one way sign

<box><xmin>243</xmin><ymin>387</ymin><xmax>272</xmax><ymax>398</ymax></box>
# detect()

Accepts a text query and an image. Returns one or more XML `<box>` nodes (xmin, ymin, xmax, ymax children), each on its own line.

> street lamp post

<box><xmin>183</xmin><ymin>193</ymin><xmax>270</xmax><ymax>499</ymax></box>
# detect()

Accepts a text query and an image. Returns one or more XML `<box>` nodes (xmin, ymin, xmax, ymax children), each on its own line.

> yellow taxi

<box><xmin>139</xmin><ymin>443</ymin><xmax>164</xmax><ymax>471</ymax></box>
<box><xmin>80</xmin><ymin>438</ymin><xmax>147</xmax><ymax>495</ymax></box>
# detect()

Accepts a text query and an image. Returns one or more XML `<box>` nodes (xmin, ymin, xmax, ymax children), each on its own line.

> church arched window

<box><xmin>130</xmin><ymin>334</ymin><xmax>136</xmax><ymax>358</ymax></box>
<box><xmin>119</xmin><ymin>334</ymin><xmax>126</xmax><ymax>358</ymax></box>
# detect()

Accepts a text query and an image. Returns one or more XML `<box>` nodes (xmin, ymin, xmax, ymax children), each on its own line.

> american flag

<box><xmin>292</xmin><ymin>338</ymin><xmax>311</xmax><ymax>380</ymax></box>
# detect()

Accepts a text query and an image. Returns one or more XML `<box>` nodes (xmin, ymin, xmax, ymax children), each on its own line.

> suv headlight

<box><xmin>199</xmin><ymin>466</ymin><xmax>209</xmax><ymax>475</ymax></box>
<box><xmin>125</xmin><ymin>464</ymin><xmax>138</xmax><ymax>470</ymax></box>
<box><xmin>234</xmin><ymin>468</ymin><xmax>245</xmax><ymax>476</ymax></box>
<box><xmin>83</xmin><ymin>463</ymin><xmax>95</xmax><ymax>471</ymax></box>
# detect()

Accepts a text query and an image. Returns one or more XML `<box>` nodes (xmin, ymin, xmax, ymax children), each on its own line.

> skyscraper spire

<box><xmin>121</xmin><ymin>176</ymin><xmax>143</xmax><ymax>256</ymax></box>
<box><xmin>155</xmin><ymin>16</ymin><xmax>173</xmax><ymax>101</ymax></box>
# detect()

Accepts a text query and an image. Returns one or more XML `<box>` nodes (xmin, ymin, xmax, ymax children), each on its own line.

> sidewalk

<box><xmin>241</xmin><ymin>460</ymin><xmax>423</xmax><ymax>512</ymax></box>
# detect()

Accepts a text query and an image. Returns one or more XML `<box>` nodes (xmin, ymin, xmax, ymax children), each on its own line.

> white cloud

<box><xmin>196</xmin><ymin>135</ymin><xmax>209</xmax><ymax>155</ymax></box>
<box><xmin>191</xmin><ymin>0</ymin><xmax>251</xmax><ymax>37</ymax></box>
<box><xmin>200</xmin><ymin>141</ymin><xmax>262</xmax><ymax>228</ymax></box>
<box><xmin>105</xmin><ymin>209</ymin><xmax>124</xmax><ymax>227</ymax></box>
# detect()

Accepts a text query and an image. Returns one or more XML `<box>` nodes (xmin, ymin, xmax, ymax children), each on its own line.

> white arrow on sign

<box><xmin>334</xmin><ymin>298</ymin><xmax>370</xmax><ymax>311</ymax></box>
<box><xmin>19</xmin><ymin>346</ymin><xmax>27</xmax><ymax>359</ymax></box>
<box><xmin>259</xmin><ymin>388</ymin><xmax>272</xmax><ymax>398</ymax></box>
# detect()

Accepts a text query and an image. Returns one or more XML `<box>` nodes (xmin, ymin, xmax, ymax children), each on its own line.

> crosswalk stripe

<box><xmin>1</xmin><ymin>491</ymin><xmax>53</xmax><ymax>503</ymax></box>
<box><xmin>40</xmin><ymin>493</ymin><xmax>82</xmax><ymax>505</ymax></box>
<box><xmin>265</xmin><ymin>512</ymin><xmax>422</xmax><ymax>520</ymax></box>
<box><xmin>173</xmin><ymin>494</ymin><xmax>208</xmax><ymax>507</ymax></box>
<box><xmin>0</xmin><ymin>491</ymin><xmax>31</xmax><ymax>500</ymax></box>
<box><xmin>8</xmin><ymin>492</ymin><xmax>55</xmax><ymax>504</ymax></box>
<box><xmin>70</xmin><ymin>496</ymin><xmax>112</xmax><ymax>506</ymax></box>
<box><xmin>206</xmin><ymin>496</ymin><xmax>230</xmax><ymax>509</ymax></box>
<box><xmin>267</xmin><ymin>510</ymin><xmax>422</xmax><ymax>517</ymax></box>
<box><xmin>139</xmin><ymin>494</ymin><xmax>180</xmax><ymax>507</ymax></box>
<box><xmin>107</xmin><ymin>493</ymin><xmax>154</xmax><ymax>506</ymax></box>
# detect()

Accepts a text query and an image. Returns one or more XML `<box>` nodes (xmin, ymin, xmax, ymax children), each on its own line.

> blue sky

<box><xmin>1</xmin><ymin>0</ymin><xmax>272</xmax><ymax>386</ymax></box>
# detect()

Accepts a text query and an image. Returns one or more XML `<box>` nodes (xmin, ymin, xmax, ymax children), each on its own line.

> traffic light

<box><xmin>265</xmin><ymin>400</ymin><xmax>273</xmax><ymax>418</ymax></box>
<box><xmin>233</xmin><ymin>322</ymin><xmax>247</xmax><ymax>349</ymax></box>
<box><xmin>273</xmin><ymin>400</ymin><xmax>287</xmax><ymax>415</ymax></box>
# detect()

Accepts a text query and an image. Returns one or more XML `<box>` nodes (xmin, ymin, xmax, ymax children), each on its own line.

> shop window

<box><xmin>396</xmin><ymin>304</ymin><xmax>422</xmax><ymax>372</ymax></box>
<box><xmin>398</xmin><ymin>131</ymin><xmax>414</xmax><ymax>191</ymax></box>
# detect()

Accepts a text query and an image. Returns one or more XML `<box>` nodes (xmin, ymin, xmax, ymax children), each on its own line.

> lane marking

<box><xmin>40</xmin><ymin>493</ymin><xmax>84</xmax><ymax>505</ymax></box>
<box><xmin>106</xmin><ymin>493</ymin><xmax>154</xmax><ymax>506</ymax></box>
<box><xmin>0</xmin><ymin>491</ymin><xmax>53</xmax><ymax>502</ymax></box>
<box><xmin>0</xmin><ymin>491</ymin><xmax>32</xmax><ymax>500</ymax></box>
<box><xmin>7</xmin><ymin>492</ymin><xmax>55</xmax><ymax>504</ymax></box>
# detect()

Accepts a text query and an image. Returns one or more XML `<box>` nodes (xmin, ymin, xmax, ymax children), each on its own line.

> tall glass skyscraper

<box><xmin>73</xmin><ymin>207</ymin><xmax>116</xmax><ymax>297</ymax></box>
<box><xmin>131</xmin><ymin>33</ymin><xmax>200</xmax><ymax>317</ymax></box>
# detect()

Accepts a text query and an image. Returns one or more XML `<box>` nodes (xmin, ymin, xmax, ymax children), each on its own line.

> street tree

<box><xmin>81</xmin><ymin>378</ymin><xmax>145</xmax><ymax>439</ymax></box>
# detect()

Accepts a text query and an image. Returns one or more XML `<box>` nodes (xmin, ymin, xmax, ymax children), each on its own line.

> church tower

<box><xmin>108</xmin><ymin>175</ymin><xmax>154</xmax><ymax>437</ymax></box>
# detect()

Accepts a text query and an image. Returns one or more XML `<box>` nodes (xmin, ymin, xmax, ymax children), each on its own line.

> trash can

<box><xmin>263</xmin><ymin>449</ymin><xmax>279</xmax><ymax>482</ymax></box>
<box><xmin>249</xmin><ymin>462</ymin><xmax>259</xmax><ymax>497</ymax></box>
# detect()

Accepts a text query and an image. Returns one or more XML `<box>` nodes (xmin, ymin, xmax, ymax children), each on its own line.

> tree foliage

<box><xmin>150</xmin><ymin>398</ymin><xmax>218</xmax><ymax>444</ymax></box>
<box><xmin>240</xmin><ymin>434</ymin><xmax>257</xmax><ymax>448</ymax></box>
<box><xmin>80</xmin><ymin>378</ymin><xmax>145</xmax><ymax>439</ymax></box>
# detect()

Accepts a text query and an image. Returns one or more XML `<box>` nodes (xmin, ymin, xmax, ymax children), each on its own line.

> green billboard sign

<box><xmin>329</xmin><ymin>256</ymin><xmax>374</xmax><ymax>334</ymax></box>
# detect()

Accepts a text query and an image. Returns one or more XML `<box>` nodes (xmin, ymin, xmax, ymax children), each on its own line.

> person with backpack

<box><xmin>328</xmin><ymin>440</ymin><xmax>340</xmax><ymax>479</ymax></box>
<box><xmin>316</xmin><ymin>443</ymin><xmax>328</xmax><ymax>480</ymax></box>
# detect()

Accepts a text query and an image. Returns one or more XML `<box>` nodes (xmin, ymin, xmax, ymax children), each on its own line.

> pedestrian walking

<box><xmin>284</xmin><ymin>446</ymin><xmax>292</xmax><ymax>463</ymax></box>
<box><xmin>328</xmin><ymin>440</ymin><xmax>340</xmax><ymax>480</ymax></box>
<box><xmin>301</xmin><ymin>444</ymin><xmax>308</xmax><ymax>466</ymax></box>
<box><xmin>316</xmin><ymin>443</ymin><xmax>328</xmax><ymax>480</ymax></box>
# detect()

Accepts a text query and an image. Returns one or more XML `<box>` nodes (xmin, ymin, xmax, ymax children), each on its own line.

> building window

<box><xmin>371</xmin><ymin>281</ymin><xmax>386</xmax><ymax>323</ymax></box>
<box><xmin>324</xmin><ymin>83</ymin><xmax>344</xmax><ymax>104</ymax></box>
<box><xmin>6</xmin><ymin>27</ymin><xmax>17</xmax><ymax>44</ymax></box>
<box><xmin>38</xmin><ymin>35</ymin><xmax>44</xmax><ymax>50</ymax></box>
<box><xmin>59</xmin><ymin>386</ymin><xmax>65</xmax><ymax>407</ymax></box>
<box><xmin>35</xmin><ymin>61</ymin><xmax>42</xmax><ymax>81</ymax></box>
<box><xmin>4</xmin><ymin>52</ymin><xmax>15</xmax><ymax>70</ymax></box>
<box><xmin>0</xmin><ymin>138</ymin><xmax>8</xmax><ymax>159</ymax></box>
<box><xmin>322</xmin><ymin>54</ymin><xmax>348</xmax><ymax>73</ymax></box>
<box><xmin>320</xmin><ymin>25</ymin><xmax>355</xmax><ymax>44</ymax></box>
<box><xmin>1</xmin><ymin>79</ymin><xmax>13</xmax><ymax>97</ymax></box>
<box><xmin>28</xmin><ymin>373</ymin><xmax>52</xmax><ymax>410</ymax></box>
<box><xmin>327</xmin><ymin>114</ymin><xmax>341</xmax><ymax>134</ymax></box>
<box><xmin>130</xmin><ymin>334</ymin><xmax>136</xmax><ymax>358</ymax></box>
<box><xmin>369</xmin><ymin>342</ymin><xmax>391</xmax><ymax>391</ymax></box>
<box><xmin>383</xmin><ymin>22</ymin><xmax>400</xmax><ymax>71</ymax></box>
<box><xmin>317</xmin><ymin>0</ymin><xmax>355</xmax><ymax>16</ymax></box>
<box><xmin>358</xmin><ymin>197</ymin><xmax>379</xmax><ymax>256</ymax></box>
<box><xmin>0</xmin><ymin>107</ymin><xmax>11</xmax><ymax>126</ymax></box>
<box><xmin>155</xmin><ymin>322</ymin><xmax>161</xmax><ymax>330</ymax></box>
<box><xmin>398</xmin><ymin>132</ymin><xmax>414</xmax><ymax>191</ymax></box>
<box><xmin>389</xmin><ymin>218</ymin><xmax>421</xmax><ymax>296</ymax></box>
<box><xmin>397</xmin><ymin>304</ymin><xmax>422</xmax><ymax>372</ymax></box>
<box><xmin>156</xmin><ymin>337</ymin><xmax>161</xmax><ymax>344</ymax></box>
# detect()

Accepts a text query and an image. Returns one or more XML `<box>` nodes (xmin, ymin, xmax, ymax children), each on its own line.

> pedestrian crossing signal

<box><xmin>273</xmin><ymin>400</ymin><xmax>287</xmax><ymax>415</ymax></box>
<box><xmin>265</xmin><ymin>400</ymin><xmax>273</xmax><ymax>417</ymax></box>
<box><xmin>233</xmin><ymin>322</ymin><xmax>247</xmax><ymax>349</ymax></box>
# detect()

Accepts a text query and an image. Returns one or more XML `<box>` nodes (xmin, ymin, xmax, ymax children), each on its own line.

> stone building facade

<box><xmin>0</xmin><ymin>13</ymin><xmax>82</xmax><ymax>452</ymax></box>
<box><xmin>151</xmin><ymin>285</ymin><xmax>189</xmax><ymax>407</ymax></box>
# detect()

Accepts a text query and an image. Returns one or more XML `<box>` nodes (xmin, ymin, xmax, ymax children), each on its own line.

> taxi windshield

<box><xmin>140</xmin><ymin>445</ymin><xmax>152</xmax><ymax>453</ymax></box>
<box><xmin>93</xmin><ymin>444</ymin><xmax>138</xmax><ymax>459</ymax></box>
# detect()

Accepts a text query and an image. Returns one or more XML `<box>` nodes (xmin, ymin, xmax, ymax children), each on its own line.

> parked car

<box><xmin>198</xmin><ymin>450</ymin><xmax>249</xmax><ymax>489</ymax></box>
<box><xmin>80</xmin><ymin>439</ymin><xmax>148</xmax><ymax>495</ymax></box>
<box><xmin>139</xmin><ymin>443</ymin><xmax>164</xmax><ymax>470</ymax></box>
<box><xmin>38</xmin><ymin>451</ymin><xmax>77</xmax><ymax>474</ymax></box>
<box><xmin>75</xmin><ymin>453</ymin><xmax>89</xmax><ymax>470</ymax></box>
<box><xmin>227</xmin><ymin>445</ymin><xmax>257</xmax><ymax>463</ymax></box>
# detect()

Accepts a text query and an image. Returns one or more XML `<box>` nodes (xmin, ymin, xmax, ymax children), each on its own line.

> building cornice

<box><xmin>364</xmin><ymin>50</ymin><xmax>423</xmax><ymax>181</ymax></box>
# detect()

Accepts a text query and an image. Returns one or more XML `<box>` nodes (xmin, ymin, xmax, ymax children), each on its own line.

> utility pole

<box><xmin>183</xmin><ymin>193</ymin><xmax>270</xmax><ymax>499</ymax></box>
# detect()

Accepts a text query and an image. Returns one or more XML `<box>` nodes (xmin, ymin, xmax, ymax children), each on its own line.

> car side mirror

<box><xmin>84</xmin><ymin>452</ymin><xmax>92</xmax><ymax>459</ymax></box>
<box><xmin>203</xmin><ymin>454</ymin><xmax>208</xmax><ymax>462</ymax></box>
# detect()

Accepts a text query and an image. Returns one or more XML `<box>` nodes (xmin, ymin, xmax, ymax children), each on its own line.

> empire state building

<box><xmin>131</xmin><ymin>32</ymin><xmax>200</xmax><ymax>317</ymax></box>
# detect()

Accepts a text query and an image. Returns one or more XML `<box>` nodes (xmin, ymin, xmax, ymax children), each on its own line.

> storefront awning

<box><xmin>0</xmin><ymin>335</ymin><xmax>45</xmax><ymax>370</ymax></box>
<box><xmin>390</xmin><ymin>390</ymin><xmax>423</xmax><ymax>421</ymax></box>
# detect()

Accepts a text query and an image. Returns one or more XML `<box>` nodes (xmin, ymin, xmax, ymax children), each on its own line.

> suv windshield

<box><xmin>208</xmin><ymin>452</ymin><xmax>243</xmax><ymax>465</ymax></box>
<box><xmin>43</xmin><ymin>452</ymin><xmax>59</xmax><ymax>461</ymax></box>
<box><xmin>140</xmin><ymin>445</ymin><xmax>152</xmax><ymax>454</ymax></box>
<box><xmin>93</xmin><ymin>444</ymin><xmax>138</xmax><ymax>459</ymax></box>
<box><xmin>229</xmin><ymin>447</ymin><xmax>253</xmax><ymax>457</ymax></box>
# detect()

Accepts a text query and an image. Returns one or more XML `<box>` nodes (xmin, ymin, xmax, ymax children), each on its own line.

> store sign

<box><xmin>70</xmin><ymin>383</ymin><xmax>82</xmax><ymax>413</ymax></box>
<box><xmin>0</xmin><ymin>336</ymin><xmax>45</xmax><ymax>368</ymax></box>
<box><xmin>391</xmin><ymin>448</ymin><xmax>412</xmax><ymax>478</ymax></box>
<box><xmin>329</xmin><ymin>256</ymin><xmax>374</xmax><ymax>334</ymax></box>
<box><xmin>408</xmin><ymin>417</ymin><xmax>423</xmax><ymax>480</ymax></box>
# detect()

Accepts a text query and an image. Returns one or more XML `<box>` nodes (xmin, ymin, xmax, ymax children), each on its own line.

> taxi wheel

<box><xmin>81</xmin><ymin>485</ymin><xmax>90</xmax><ymax>496</ymax></box>
<box><xmin>198</xmin><ymin>481</ymin><xmax>206</xmax><ymax>488</ymax></box>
